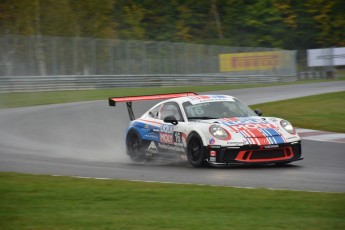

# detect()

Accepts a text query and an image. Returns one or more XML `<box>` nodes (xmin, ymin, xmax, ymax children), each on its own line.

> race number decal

<box><xmin>174</xmin><ymin>132</ymin><xmax>182</xmax><ymax>144</ymax></box>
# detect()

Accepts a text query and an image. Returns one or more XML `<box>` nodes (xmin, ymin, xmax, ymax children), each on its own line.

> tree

<box><xmin>70</xmin><ymin>0</ymin><xmax>117</xmax><ymax>38</ymax></box>
<box><xmin>305</xmin><ymin>0</ymin><xmax>345</xmax><ymax>47</ymax></box>
<box><xmin>175</xmin><ymin>5</ymin><xmax>193</xmax><ymax>42</ymax></box>
<box><xmin>119</xmin><ymin>3</ymin><xmax>146</xmax><ymax>40</ymax></box>
<box><xmin>0</xmin><ymin>0</ymin><xmax>36</xmax><ymax>35</ymax></box>
<box><xmin>40</xmin><ymin>0</ymin><xmax>76</xmax><ymax>37</ymax></box>
<box><xmin>1</xmin><ymin>0</ymin><xmax>343</xmax><ymax>49</ymax></box>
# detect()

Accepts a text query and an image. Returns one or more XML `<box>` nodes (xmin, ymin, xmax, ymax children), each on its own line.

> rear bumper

<box><xmin>207</xmin><ymin>141</ymin><xmax>302</xmax><ymax>165</ymax></box>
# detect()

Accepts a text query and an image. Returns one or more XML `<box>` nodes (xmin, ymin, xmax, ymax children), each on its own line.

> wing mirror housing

<box><xmin>164</xmin><ymin>116</ymin><xmax>178</xmax><ymax>125</ymax></box>
<box><xmin>254</xmin><ymin>109</ymin><xmax>263</xmax><ymax>116</ymax></box>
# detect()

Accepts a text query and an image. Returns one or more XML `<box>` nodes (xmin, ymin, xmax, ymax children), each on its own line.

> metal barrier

<box><xmin>0</xmin><ymin>74</ymin><xmax>297</xmax><ymax>92</ymax></box>
<box><xmin>297</xmin><ymin>71</ymin><xmax>337</xmax><ymax>80</ymax></box>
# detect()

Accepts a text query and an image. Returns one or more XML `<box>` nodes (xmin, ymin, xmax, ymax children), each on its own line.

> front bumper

<box><xmin>207</xmin><ymin>141</ymin><xmax>302</xmax><ymax>165</ymax></box>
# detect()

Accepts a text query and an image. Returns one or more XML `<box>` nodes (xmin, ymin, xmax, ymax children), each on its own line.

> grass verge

<box><xmin>0</xmin><ymin>172</ymin><xmax>344</xmax><ymax>230</ymax></box>
<box><xmin>251</xmin><ymin>91</ymin><xmax>345</xmax><ymax>133</ymax></box>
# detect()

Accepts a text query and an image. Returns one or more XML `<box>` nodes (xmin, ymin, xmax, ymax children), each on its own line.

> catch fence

<box><xmin>1</xmin><ymin>35</ymin><xmax>295</xmax><ymax>76</ymax></box>
<box><xmin>0</xmin><ymin>35</ymin><xmax>319</xmax><ymax>92</ymax></box>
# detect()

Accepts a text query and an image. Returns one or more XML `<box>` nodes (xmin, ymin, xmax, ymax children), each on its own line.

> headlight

<box><xmin>209</xmin><ymin>125</ymin><xmax>230</xmax><ymax>140</ymax></box>
<box><xmin>280</xmin><ymin>120</ymin><xmax>295</xmax><ymax>134</ymax></box>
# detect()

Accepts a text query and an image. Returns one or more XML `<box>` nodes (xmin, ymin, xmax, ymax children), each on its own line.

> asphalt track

<box><xmin>0</xmin><ymin>81</ymin><xmax>344</xmax><ymax>192</ymax></box>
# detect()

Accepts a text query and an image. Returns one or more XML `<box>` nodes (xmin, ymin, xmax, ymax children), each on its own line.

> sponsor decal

<box><xmin>264</xmin><ymin>145</ymin><xmax>279</xmax><ymax>149</ymax></box>
<box><xmin>158</xmin><ymin>143</ymin><xmax>185</xmax><ymax>152</ymax></box>
<box><xmin>174</xmin><ymin>142</ymin><xmax>184</xmax><ymax>147</ymax></box>
<box><xmin>286</xmin><ymin>136</ymin><xmax>299</xmax><ymax>140</ymax></box>
<box><xmin>219</xmin><ymin>51</ymin><xmax>282</xmax><ymax>72</ymax></box>
<box><xmin>160</xmin><ymin>124</ymin><xmax>174</xmax><ymax>134</ymax></box>
<box><xmin>209</xmin><ymin>157</ymin><xmax>216</xmax><ymax>162</ymax></box>
<box><xmin>210</xmin><ymin>151</ymin><xmax>217</xmax><ymax>157</ymax></box>
<box><xmin>160</xmin><ymin>133</ymin><xmax>174</xmax><ymax>144</ymax></box>
<box><xmin>189</xmin><ymin>95</ymin><xmax>234</xmax><ymax>104</ymax></box>
<box><xmin>230</xmin><ymin>123</ymin><xmax>276</xmax><ymax>132</ymax></box>
<box><xmin>221</xmin><ymin>118</ymin><xmax>277</xmax><ymax>132</ymax></box>
<box><xmin>226</xmin><ymin>141</ymin><xmax>245</xmax><ymax>145</ymax></box>
<box><xmin>160</xmin><ymin>124</ymin><xmax>174</xmax><ymax>144</ymax></box>
<box><xmin>144</xmin><ymin>133</ymin><xmax>159</xmax><ymax>141</ymax></box>
<box><xmin>222</xmin><ymin>117</ymin><xmax>270</xmax><ymax>126</ymax></box>
<box><xmin>209</xmin><ymin>138</ymin><xmax>216</xmax><ymax>145</ymax></box>
<box><xmin>308</xmin><ymin>47</ymin><xmax>345</xmax><ymax>67</ymax></box>
<box><xmin>147</xmin><ymin>141</ymin><xmax>158</xmax><ymax>153</ymax></box>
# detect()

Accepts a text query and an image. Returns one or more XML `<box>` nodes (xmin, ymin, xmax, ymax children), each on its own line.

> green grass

<box><xmin>251</xmin><ymin>91</ymin><xmax>345</xmax><ymax>133</ymax></box>
<box><xmin>0</xmin><ymin>79</ymin><xmax>343</xmax><ymax>109</ymax></box>
<box><xmin>0</xmin><ymin>173</ymin><xmax>344</xmax><ymax>230</ymax></box>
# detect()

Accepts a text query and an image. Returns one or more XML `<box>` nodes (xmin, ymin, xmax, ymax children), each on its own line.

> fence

<box><xmin>0</xmin><ymin>35</ymin><xmax>309</xmax><ymax>92</ymax></box>
<box><xmin>0</xmin><ymin>35</ymin><xmax>296</xmax><ymax>76</ymax></box>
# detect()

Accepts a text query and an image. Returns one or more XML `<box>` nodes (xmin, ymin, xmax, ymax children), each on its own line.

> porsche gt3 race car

<box><xmin>108</xmin><ymin>92</ymin><xmax>303</xmax><ymax>167</ymax></box>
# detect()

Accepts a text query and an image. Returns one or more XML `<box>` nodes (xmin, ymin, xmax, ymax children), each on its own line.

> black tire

<box><xmin>126</xmin><ymin>130</ymin><xmax>146</xmax><ymax>162</ymax></box>
<box><xmin>187</xmin><ymin>133</ymin><xmax>208</xmax><ymax>167</ymax></box>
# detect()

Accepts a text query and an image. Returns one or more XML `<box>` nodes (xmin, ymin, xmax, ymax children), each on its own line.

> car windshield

<box><xmin>183</xmin><ymin>99</ymin><xmax>257</xmax><ymax>120</ymax></box>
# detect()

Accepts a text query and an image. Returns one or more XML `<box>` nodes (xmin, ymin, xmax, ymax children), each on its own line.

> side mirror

<box><xmin>254</xmin><ymin>109</ymin><xmax>263</xmax><ymax>116</ymax></box>
<box><xmin>164</xmin><ymin>116</ymin><xmax>178</xmax><ymax>125</ymax></box>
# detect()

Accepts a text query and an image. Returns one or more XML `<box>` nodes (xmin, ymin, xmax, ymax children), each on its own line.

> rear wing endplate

<box><xmin>108</xmin><ymin>92</ymin><xmax>197</xmax><ymax>121</ymax></box>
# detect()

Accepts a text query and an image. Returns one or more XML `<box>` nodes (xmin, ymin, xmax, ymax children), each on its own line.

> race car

<box><xmin>108</xmin><ymin>92</ymin><xmax>303</xmax><ymax>167</ymax></box>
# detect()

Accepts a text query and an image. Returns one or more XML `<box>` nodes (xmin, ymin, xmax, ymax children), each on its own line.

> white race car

<box><xmin>109</xmin><ymin>92</ymin><xmax>303</xmax><ymax>167</ymax></box>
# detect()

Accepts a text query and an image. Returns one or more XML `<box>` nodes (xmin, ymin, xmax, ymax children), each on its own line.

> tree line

<box><xmin>1</xmin><ymin>0</ymin><xmax>344</xmax><ymax>50</ymax></box>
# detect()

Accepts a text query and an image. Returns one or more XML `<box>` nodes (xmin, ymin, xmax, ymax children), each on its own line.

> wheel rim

<box><xmin>189</xmin><ymin>138</ymin><xmax>201</xmax><ymax>162</ymax></box>
<box><xmin>128</xmin><ymin>134</ymin><xmax>140</xmax><ymax>156</ymax></box>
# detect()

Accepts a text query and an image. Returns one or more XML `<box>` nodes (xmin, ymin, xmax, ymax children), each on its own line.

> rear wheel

<box><xmin>126</xmin><ymin>130</ymin><xmax>146</xmax><ymax>162</ymax></box>
<box><xmin>187</xmin><ymin>133</ymin><xmax>208</xmax><ymax>167</ymax></box>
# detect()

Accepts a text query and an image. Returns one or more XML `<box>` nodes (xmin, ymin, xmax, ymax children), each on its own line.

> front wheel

<box><xmin>126</xmin><ymin>130</ymin><xmax>146</xmax><ymax>162</ymax></box>
<box><xmin>187</xmin><ymin>133</ymin><xmax>208</xmax><ymax>167</ymax></box>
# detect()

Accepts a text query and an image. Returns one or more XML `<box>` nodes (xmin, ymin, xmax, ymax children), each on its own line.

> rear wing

<box><xmin>108</xmin><ymin>92</ymin><xmax>197</xmax><ymax>121</ymax></box>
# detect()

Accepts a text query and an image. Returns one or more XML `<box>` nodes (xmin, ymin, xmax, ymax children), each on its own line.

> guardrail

<box><xmin>0</xmin><ymin>75</ymin><xmax>300</xmax><ymax>92</ymax></box>
<box><xmin>297</xmin><ymin>71</ymin><xmax>336</xmax><ymax>80</ymax></box>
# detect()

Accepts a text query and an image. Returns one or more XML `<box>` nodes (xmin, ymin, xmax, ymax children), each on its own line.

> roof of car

<box><xmin>165</xmin><ymin>95</ymin><xmax>236</xmax><ymax>104</ymax></box>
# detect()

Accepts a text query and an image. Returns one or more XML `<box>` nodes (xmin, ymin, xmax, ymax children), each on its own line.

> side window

<box><xmin>160</xmin><ymin>102</ymin><xmax>183</xmax><ymax>121</ymax></box>
<box><xmin>148</xmin><ymin>105</ymin><xmax>161</xmax><ymax>119</ymax></box>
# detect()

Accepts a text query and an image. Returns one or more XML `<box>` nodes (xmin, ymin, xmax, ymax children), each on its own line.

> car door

<box><xmin>158</xmin><ymin>102</ymin><xmax>187</xmax><ymax>152</ymax></box>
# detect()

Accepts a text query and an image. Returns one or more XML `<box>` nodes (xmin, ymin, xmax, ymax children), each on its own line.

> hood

<box><xmin>191</xmin><ymin>116</ymin><xmax>287</xmax><ymax>145</ymax></box>
<box><xmin>192</xmin><ymin>117</ymin><xmax>281</xmax><ymax>138</ymax></box>
<box><xmin>220</xmin><ymin>117</ymin><xmax>286</xmax><ymax>145</ymax></box>
<box><xmin>219</xmin><ymin>117</ymin><xmax>280</xmax><ymax>136</ymax></box>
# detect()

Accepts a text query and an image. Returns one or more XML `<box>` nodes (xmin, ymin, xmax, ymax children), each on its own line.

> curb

<box><xmin>296</xmin><ymin>128</ymin><xmax>345</xmax><ymax>144</ymax></box>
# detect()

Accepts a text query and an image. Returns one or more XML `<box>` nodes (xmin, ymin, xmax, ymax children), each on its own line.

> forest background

<box><xmin>0</xmin><ymin>0</ymin><xmax>344</xmax><ymax>50</ymax></box>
